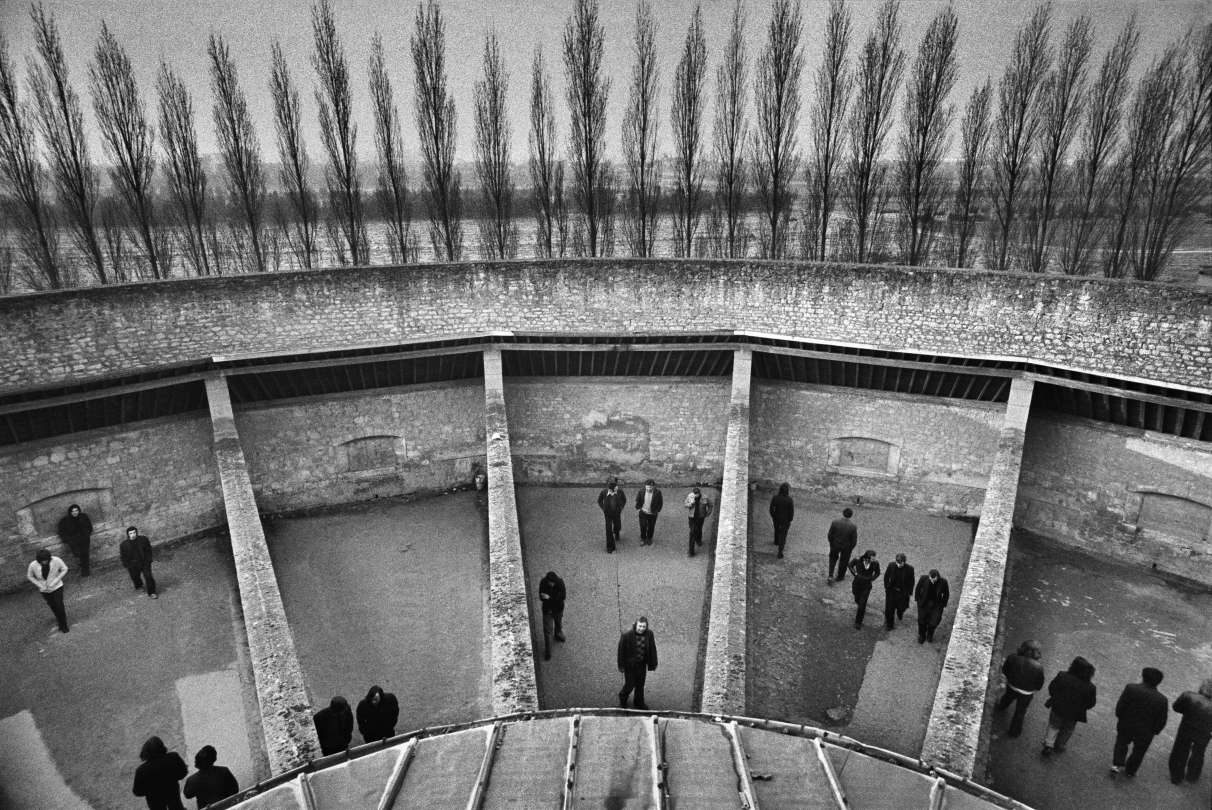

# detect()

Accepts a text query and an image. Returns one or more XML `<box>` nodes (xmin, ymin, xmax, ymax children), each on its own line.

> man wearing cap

<box><xmin>914</xmin><ymin>569</ymin><xmax>950</xmax><ymax>643</ymax></box>
<box><xmin>635</xmin><ymin>479</ymin><xmax>663</xmax><ymax>546</ymax></box>
<box><xmin>597</xmin><ymin>478</ymin><xmax>627</xmax><ymax>553</ymax></box>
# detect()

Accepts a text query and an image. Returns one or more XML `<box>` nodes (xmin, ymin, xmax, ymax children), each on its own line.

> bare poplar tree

<box><xmin>368</xmin><ymin>34</ymin><xmax>415</xmax><ymax>265</ymax></box>
<box><xmin>157</xmin><ymin>62</ymin><xmax>211</xmax><ymax>276</ymax></box>
<box><xmin>1057</xmin><ymin>18</ymin><xmax>1138</xmax><ymax>276</ymax></box>
<box><xmin>28</xmin><ymin>2</ymin><xmax>106</xmax><ymax>284</ymax></box>
<box><xmin>809</xmin><ymin>0</ymin><xmax>852</xmax><ymax>260</ymax></box>
<box><xmin>474</xmin><ymin>31</ymin><xmax>517</xmax><ymax>260</ymax></box>
<box><xmin>0</xmin><ymin>29</ymin><xmax>61</xmax><ymax>289</ymax></box>
<box><xmin>208</xmin><ymin>33</ymin><xmax>267</xmax><ymax>274</ymax></box>
<box><xmin>841</xmin><ymin>0</ymin><xmax>905</xmax><ymax>263</ymax></box>
<box><xmin>529</xmin><ymin>47</ymin><xmax>561</xmax><ymax>258</ymax></box>
<box><xmin>90</xmin><ymin>22</ymin><xmax>161</xmax><ymax>279</ymax></box>
<box><xmin>622</xmin><ymin>0</ymin><xmax>661</xmax><ymax>258</ymax></box>
<box><xmin>895</xmin><ymin>4</ymin><xmax>957</xmax><ymax>266</ymax></box>
<box><xmin>711</xmin><ymin>0</ymin><xmax>749</xmax><ymax>259</ymax></box>
<box><xmin>312</xmin><ymin>0</ymin><xmax>366</xmax><ymax>265</ymax></box>
<box><xmin>988</xmin><ymin>3</ymin><xmax>1052</xmax><ymax>272</ymax></box>
<box><xmin>752</xmin><ymin>0</ymin><xmax>804</xmax><ymax>259</ymax></box>
<box><xmin>270</xmin><ymin>42</ymin><xmax>319</xmax><ymax>269</ymax></box>
<box><xmin>670</xmin><ymin>4</ymin><xmax>707</xmax><ymax>258</ymax></box>
<box><xmin>412</xmin><ymin>0</ymin><xmax>463</xmax><ymax>261</ymax></box>
<box><xmin>1022</xmin><ymin>16</ymin><xmax>1092</xmax><ymax>273</ymax></box>
<box><xmin>563</xmin><ymin>0</ymin><xmax>611</xmax><ymax>257</ymax></box>
<box><xmin>948</xmin><ymin>79</ymin><xmax>992</xmax><ymax>268</ymax></box>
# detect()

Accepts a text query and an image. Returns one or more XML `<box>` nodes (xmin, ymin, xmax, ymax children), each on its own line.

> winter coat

<box><xmin>132</xmin><ymin>751</ymin><xmax>188</xmax><ymax>808</ymax></box>
<box><xmin>182</xmin><ymin>765</ymin><xmax>239</xmax><ymax>809</ymax></box>
<box><xmin>356</xmin><ymin>692</ymin><xmax>401</xmax><ymax>743</ymax></box>
<box><xmin>313</xmin><ymin>705</ymin><xmax>354</xmax><ymax>755</ymax></box>
<box><xmin>1173</xmin><ymin>690</ymin><xmax>1212</xmax><ymax>735</ymax></box>
<box><xmin>1115</xmin><ymin>682</ymin><xmax>1168</xmax><ymax>737</ymax></box>
<box><xmin>635</xmin><ymin>487</ymin><xmax>664</xmax><ymax>514</ymax></box>
<box><xmin>827</xmin><ymin>517</ymin><xmax>857</xmax><ymax>551</ymax></box>
<box><xmin>57</xmin><ymin>510</ymin><xmax>93</xmax><ymax>552</ymax></box>
<box><xmin>539</xmin><ymin>574</ymin><xmax>566</xmax><ymax>614</ymax></box>
<box><xmin>1001</xmin><ymin>653</ymin><xmax>1046</xmax><ymax>694</ymax></box>
<box><xmin>769</xmin><ymin>494</ymin><xmax>794</xmax><ymax>524</ymax></box>
<box><xmin>883</xmin><ymin>562</ymin><xmax>915</xmax><ymax>609</ymax></box>
<box><xmin>617</xmin><ymin>626</ymin><xmax>658</xmax><ymax>672</ymax></box>
<box><xmin>1046</xmin><ymin>671</ymin><xmax>1097</xmax><ymax>723</ymax></box>
<box><xmin>597</xmin><ymin>488</ymin><xmax>627</xmax><ymax>517</ymax></box>
<box><xmin>27</xmin><ymin>556</ymin><xmax>68</xmax><ymax>593</ymax></box>
<box><xmin>120</xmin><ymin>535</ymin><xmax>154</xmax><ymax>570</ymax></box>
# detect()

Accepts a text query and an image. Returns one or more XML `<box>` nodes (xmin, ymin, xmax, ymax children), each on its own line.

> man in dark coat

<box><xmin>996</xmin><ymin>640</ymin><xmax>1045</xmax><ymax>737</ymax></box>
<box><xmin>914</xmin><ymin>569</ymin><xmax>950</xmax><ymax>643</ymax></box>
<box><xmin>597</xmin><ymin>478</ymin><xmax>627</xmax><ymax>553</ymax></box>
<box><xmin>1042</xmin><ymin>656</ymin><xmax>1097</xmax><ymax>755</ymax></box>
<box><xmin>1168</xmin><ymin>678</ymin><xmax>1212</xmax><ymax>784</ymax></box>
<box><xmin>882</xmin><ymin>553</ymin><xmax>915</xmax><ymax>631</ymax></box>
<box><xmin>635</xmin><ymin>479</ymin><xmax>664</xmax><ymax>545</ymax></box>
<box><xmin>847</xmin><ymin>550</ymin><xmax>880</xmax><ymax>630</ymax></box>
<box><xmin>57</xmin><ymin>504</ymin><xmax>93</xmax><ymax>576</ymax></box>
<box><xmin>769</xmin><ymin>483</ymin><xmax>794</xmax><ymax>559</ymax></box>
<box><xmin>538</xmin><ymin>571</ymin><xmax>566</xmax><ymax>660</ymax></box>
<box><xmin>132</xmin><ymin>736</ymin><xmax>188</xmax><ymax>810</ymax></box>
<box><xmin>356</xmin><ymin>686</ymin><xmax>401</xmax><ymax>743</ymax></box>
<box><xmin>1110</xmin><ymin>667</ymin><xmax>1168</xmax><ymax>777</ymax></box>
<box><xmin>617</xmin><ymin>616</ymin><xmax>658</xmax><ymax>710</ymax></box>
<box><xmin>313</xmin><ymin>696</ymin><xmax>354</xmax><ymax>755</ymax></box>
<box><xmin>685</xmin><ymin>488</ymin><xmax>713</xmax><ymax>557</ymax></box>
<box><xmin>182</xmin><ymin>745</ymin><xmax>239</xmax><ymax>809</ymax></box>
<box><xmin>120</xmin><ymin>526</ymin><xmax>158</xmax><ymax>598</ymax></box>
<box><xmin>826</xmin><ymin>508</ymin><xmax>858</xmax><ymax>583</ymax></box>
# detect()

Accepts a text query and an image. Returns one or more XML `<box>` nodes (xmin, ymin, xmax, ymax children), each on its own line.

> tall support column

<box><xmin>203</xmin><ymin>375</ymin><xmax>320</xmax><ymax>773</ymax></box>
<box><xmin>482</xmin><ymin>349</ymin><xmax>540</xmax><ymax>714</ymax></box>
<box><xmin>701</xmin><ymin>349</ymin><xmax>752</xmax><ymax>715</ymax></box>
<box><xmin>921</xmin><ymin>377</ymin><xmax>1035</xmax><ymax>777</ymax></box>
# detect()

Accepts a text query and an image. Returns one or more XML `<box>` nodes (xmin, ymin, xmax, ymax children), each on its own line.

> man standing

<box><xmin>57</xmin><ymin>504</ymin><xmax>93</xmax><ymax>577</ymax></box>
<box><xmin>847</xmin><ymin>550</ymin><xmax>880</xmax><ymax>630</ymax></box>
<box><xmin>27</xmin><ymin>548</ymin><xmax>69</xmax><ymax>633</ymax></box>
<box><xmin>313</xmin><ymin>696</ymin><xmax>353</xmax><ymax>756</ymax></box>
<box><xmin>617</xmin><ymin>616</ymin><xmax>658</xmax><ymax>710</ymax></box>
<box><xmin>1110</xmin><ymin>667</ymin><xmax>1168</xmax><ymax>777</ymax></box>
<box><xmin>356</xmin><ymin>686</ymin><xmax>401</xmax><ymax>744</ymax></box>
<box><xmin>914</xmin><ymin>569</ymin><xmax>950</xmax><ymax>643</ymax></box>
<box><xmin>684</xmin><ymin>488</ymin><xmax>713</xmax><ymax>557</ymax></box>
<box><xmin>182</xmin><ymin>746</ymin><xmax>239</xmax><ymax>810</ymax></box>
<box><xmin>635</xmin><ymin>479</ymin><xmax>663</xmax><ymax>545</ymax></box>
<box><xmin>120</xmin><ymin>526</ymin><xmax>158</xmax><ymax>599</ymax></box>
<box><xmin>826</xmin><ymin>508</ymin><xmax>858</xmax><ymax>584</ymax></box>
<box><xmin>1168</xmin><ymin>678</ymin><xmax>1212</xmax><ymax>785</ymax></box>
<box><xmin>769</xmin><ymin>483</ymin><xmax>794</xmax><ymax>559</ymax></box>
<box><xmin>538</xmin><ymin>570</ymin><xmax>566</xmax><ymax>661</ymax></box>
<box><xmin>883</xmin><ymin>553</ymin><xmax>915</xmax><ymax>631</ymax></box>
<box><xmin>597</xmin><ymin>478</ymin><xmax>626</xmax><ymax>553</ymax></box>
<box><xmin>996</xmin><ymin>640</ymin><xmax>1045</xmax><ymax>737</ymax></box>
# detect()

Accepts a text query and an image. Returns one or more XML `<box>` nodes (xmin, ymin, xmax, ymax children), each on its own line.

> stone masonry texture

<box><xmin>204</xmin><ymin>376</ymin><xmax>321</xmax><ymax>773</ymax></box>
<box><xmin>482</xmin><ymin>350</ymin><xmax>540</xmax><ymax>714</ymax></box>
<box><xmin>2</xmin><ymin>260</ymin><xmax>1209</xmax><ymax>394</ymax></box>
<box><xmin>921</xmin><ymin>379</ymin><xmax>1035</xmax><ymax>778</ymax></box>
<box><xmin>701</xmin><ymin>349</ymin><xmax>752</xmax><ymax>716</ymax></box>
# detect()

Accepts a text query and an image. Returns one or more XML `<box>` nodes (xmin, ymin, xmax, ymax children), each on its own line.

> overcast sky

<box><xmin>1</xmin><ymin>0</ymin><xmax>1207</xmax><ymax>165</ymax></box>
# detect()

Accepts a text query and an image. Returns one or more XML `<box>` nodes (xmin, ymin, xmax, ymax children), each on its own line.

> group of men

<box><xmin>312</xmin><ymin>686</ymin><xmax>402</xmax><ymax>756</ymax></box>
<box><xmin>132</xmin><ymin>735</ymin><xmax>240</xmax><ymax>810</ymax></box>
<box><xmin>597</xmin><ymin>477</ymin><xmax>713</xmax><ymax>556</ymax></box>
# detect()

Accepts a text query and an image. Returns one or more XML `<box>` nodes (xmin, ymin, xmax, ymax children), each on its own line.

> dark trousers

<box><xmin>604</xmin><ymin>513</ymin><xmax>621</xmax><ymax>551</ymax></box>
<box><xmin>1169</xmin><ymin>724</ymin><xmax>1211</xmax><ymax>782</ymax></box>
<box><xmin>828</xmin><ymin>547</ymin><xmax>852</xmax><ymax>581</ymax></box>
<box><xmin>143</xmin><ymin>794</ymin><xmax>185</xmax><ymax>810</ymax></box>
<box><xmin>884</xmin><ymin>592</ymin><xmax>907</xmax><ymax>629</ymax></box>
<box><xmin>1113</xmin><ymin>729</ymin><xmax>1155</xmax><ymax>775</ymax></box>
<box><xmin>542</xmin><ymin>609</ymin><xmax>563</xmax><ymax>655</ymax></box>
<box><xmin>996</xmin><ymin>687</ymin><xmax>1034</xmax><ymax>737</ymax></box>
<box><xmin>70</xmin><ymin>541</ymin><xmax>91</xmax><ymax>576</ymax></box>
<box><xmin>638</xmin><ymin>512</ymin><xmax>657</xmax><ymax>543</ymax></box>
<box><xmin>127</xmin><ymin>564</ymin><xmax>157</xmax><ymax>595</ymax></box>
<box><xmin>853</xmin><ymin>583</ymin><xmax>872</xmax><ymax>627</ymax></box>
<box><xmin>918</xmin><ymin>605</ymin><xmax>941</xmax><ymax>640</ymax></box>
<box><xmin>41</xmin><ymin>587</ymin><xmax>68</xmax><ymax>632</ymax></box>
<box><xmin>619</xmin><ymin>664</ymin><xmax>649</xmax><ymax>709</ymax></box>
<box><xmin>688</xmin><ymin>518</ymin><xmax>705</xmax><ymax>555</ymax></box>
<box><xmin>772</xmin><ymin>519</ymin><xmax>790</xmax><ymax>554</ymax></box>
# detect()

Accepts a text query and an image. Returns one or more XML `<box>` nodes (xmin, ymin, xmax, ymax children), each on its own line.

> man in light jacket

<box><xmin>27</xmin><ymin>548</ymin><xmax>69</xmax><ymax>633</ymax></box>
<box><xmin>635</xmin><ymin>479</ymin><xmax>664</xmax><ymax>546</ymax></box>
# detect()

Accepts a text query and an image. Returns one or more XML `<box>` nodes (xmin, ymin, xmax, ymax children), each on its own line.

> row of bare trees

<box><xmin>1</xmin><ymin>0</ymin><xmax>1209</xmax><ymax>293</ymax></box>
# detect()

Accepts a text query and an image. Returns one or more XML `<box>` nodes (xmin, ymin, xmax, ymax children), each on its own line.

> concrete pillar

<box><xmin>921</xmin><ymin>377</ymin><xmax>1035</xmax><ymax>777</ymax></box>
<box><xmin>482</xmin><ymin>349</ymin><xmax>540</xmax><ymax>714</ymax></box>
<box><xmin>203</xmin><ymin>375</ymin><xmax>320</xmax><ymax>774</ymax></box>
<box><xmin>700</xmin><ymin>349</ymin><xmax>752</xmax><ymax>715</ymax></box>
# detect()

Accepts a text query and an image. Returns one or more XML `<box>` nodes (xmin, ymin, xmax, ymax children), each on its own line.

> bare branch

<box><xmin>271</xmin><ymin>41</ymin><xmax>320</xmax><ymax>269</ymax></box>
<box><xmin>622</xmin><ymin>0</ymin><xmax>661</xmax><ymax>258</ymax></box>
<box><xmin>563</xmin><ymin>0</ymin><xmax>611</xmax><ymax>257</ymax></box>
<box><xmin>753</xmin><ymin>0</ymin><xmax>804</xmax><ymax>259</ymax></box>
<box><xmin>808</xmin><ymin>0</ymin><xmax>852</xmax><ymax>260</ymax></box>
<box><xmin>712</xmin><ymin>0</ymin><xmax>749</xmax><ymax>259</ymax></box>
<box><xmin>157</xmin><ymin>61</ymin><xmax>212</xmax><ymax>276</ymax></box>
<box><xmin>948</xmin><ymin>79</ymin><xmax>992</xmax><ymax>268</ymax></box>
<box><xmin>528</xmin><ymin>47</ymin><xmax>561</xmax><ymax>258</ymax></box>
<box><xmin>412</xmin><ymin>0</ymin><xmax>463</xmax><ymax>261</ymax></box>
<box><xmin>671</xmin><ymin>4</ymin><xmax>707</xmax><ymax>258</ymax></box>
<box><xmin>474</xmin><ymin>31</ymin><xmax>517</xmax><ymax>260</ymax></box>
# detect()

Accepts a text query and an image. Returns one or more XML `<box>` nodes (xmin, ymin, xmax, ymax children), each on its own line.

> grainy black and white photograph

<box><xmin>0</xmin><ymin>0</ymin><xmax>1209</xmax><ymax>808</ymax></box>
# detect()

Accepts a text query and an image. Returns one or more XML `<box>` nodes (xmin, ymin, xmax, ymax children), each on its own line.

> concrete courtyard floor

<box><xmin>747</xmin><ymin>491</ymin><xmax>975</xmax><ymax>757</ymax></box>
<box><xmin>0</xmin><ymin>536</ymin><xmax>262</xmax><ymax>810</ymax></box>
<box><xmin>517</xmin><ymin>485</ymin><xmax>718</xmax><ymax>712</ymax></box>
<box><xmin>987</xmin><ymin>532</ymin><xmax>1212</xmax><ymax>810</ymax></box>
<box><xmin>264</xmin><ymin>491</ymin><xmax>492</xmax><ymax>735</ymax></box>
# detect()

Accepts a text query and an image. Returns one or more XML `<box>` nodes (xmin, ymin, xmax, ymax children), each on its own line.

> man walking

<box><xmin>120</xmin><ymin>526</ymin><xmax>158</xmax><ymax>599</ymax></box>
<box><xmin>313</xmin><ymin>696</ymin><xmax>353</xmax><ymax>756</ymax></box>
<box><xmin>996</xmin><ymin>640</ymin><xmax>1045</xmax><ymax>737</ymax></box>
<box><xmin>597</xmin><ymin>478</ymin><xmax>626</xmax><ymax>553</ymax></box>
<box><xmin>1110</xmin><ymin>667</ymin><xmax>1168</xmax><ymax>778</ymax></box>
<box><xmin>1042</xmin><ymin>657</ymin><xmax>1097</xmax><ymax>755</ymax></box>
<box><xmin>356</xmin><ymin>686</ymin><xmax>401</xmax><ymax>744</ymax></box>
<box><xmin>883</xmin><ymin>553</ymin><xmax>915</xmax><ymax>631</ymax></box>
<box><xmin>826</xmin><ymin>508</ymin><xmax>858</xmax><ymax>584</ymax></box>
<box><xmin>848</xmin><ymin>550</ymin><xmax>880</xmax><ymax>630</ymax></box>
<box><xmin>538</xmin><ymin>570</ymin><xmax>566</xmax><ymax>660</ymax></box>
<box><xmin>635</xmin><ymin>479</ymin><xmax>663</xmax><ymax>545</ymax></box>
<box><xmin>182</xmin><ymin>746</ymin><xmax>239</xmax><ymax>810</ymax></box>
<box><xmin>1168</xmin><ymin>678</ymin><xmax>1212</xmax><ymax>785</ymax></box>
<box><xmin>914</xmin><ymin>569</ymin><xmax>950</xmax><ymax>643</ymax></box>
<box><xmin>685</xmin><ymin>488</ymin><xmax>713</xmax><ymax>557</ymax></box>
<box><xmin>769</xmin><ymin>483</ymin><xmax>794</xmax><ymax>559</ymax></box>
<box><xmin>57</xmin><ymin>504</ymin><xmax>93</xmax><ymax>577</ymax></box>
<box><xmin>27</xmin><ymin>548</ymin><xmax>69</xmax><ymax>633</ymax></box>
<box><xmin>618</xmin><ymin>616</ymin><xmax>658</xmax><ymax>710</ymax></box>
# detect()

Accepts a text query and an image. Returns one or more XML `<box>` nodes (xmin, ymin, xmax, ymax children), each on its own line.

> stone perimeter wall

<box><xmin>3</xmin><ymin>260</ymin><xmax>1209</xmax><ymax>394</ymax></box>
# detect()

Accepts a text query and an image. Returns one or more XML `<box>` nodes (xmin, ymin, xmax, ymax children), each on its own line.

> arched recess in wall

<box><xmin>1133</xmin><ymin>490</ymin><xmax>1212</xmax><ymax>544</ymax></box>
<box><xmin>827</xmin><ymin>436</ymin><xmax>901</xmax><ymax>479</ymax></box>
<box><xmin>339</xmin><ymin>435</ymin><xmax>405</xmax><ymax>477</ymax></box>
<box><xmin>17</xmin><ymin>488</ymin><xmax>114</xmax><ymax>541</ymax></box>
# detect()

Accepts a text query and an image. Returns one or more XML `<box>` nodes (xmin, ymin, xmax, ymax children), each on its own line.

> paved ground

<box><xmin>987</xmin><ymin>532</ymin><xmax>1212</xmax><ymax>810</ymax></box>
<box><xmin>264</xmin><ymin>492</ymin><xmax>492</xmax><ymax>736</ymax></box>
<box><xmin>517</xmin><ymin>485</ymin><xmax>718</xmax><ymax>712</ymax></box>
<box><xmin>747</xmin><ymin>490</ymin><xmax>975</xmax><ymax>757</ymax></box>
<box><xmin>0</xmin><ymin>537</ymin><xmax>260</xmax><ymax>810</ymax></box>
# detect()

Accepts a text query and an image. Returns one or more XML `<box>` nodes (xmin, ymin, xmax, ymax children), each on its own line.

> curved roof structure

<box><xmin>210</xmin><ymin>710</ymin><xmax>1029</xmax><ymax>810</ymax></box>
